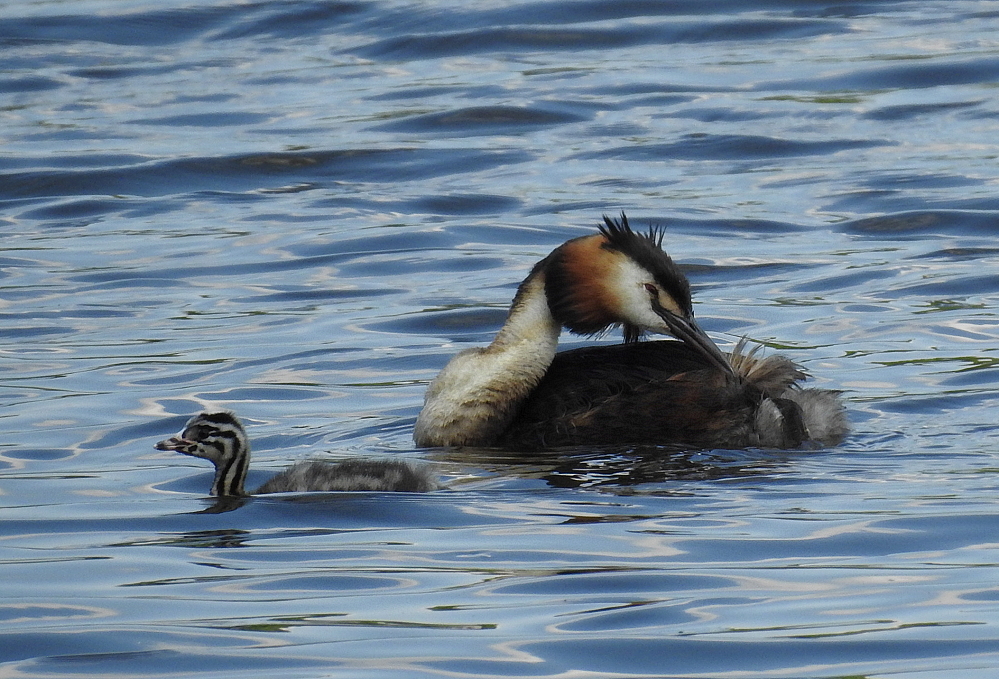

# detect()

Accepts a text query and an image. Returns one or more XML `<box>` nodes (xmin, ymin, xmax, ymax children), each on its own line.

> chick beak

<box><xmin>155</xmin><ymin>436</ymin><xmax>196</xmax><ymax>454</ymax></box>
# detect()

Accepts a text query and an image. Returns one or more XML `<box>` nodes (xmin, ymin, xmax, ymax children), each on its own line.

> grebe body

<box><xmin>415</xmin><ymin>215</ymin><xmax>847</xmax><ymax>450</ymax></box>
<box><xmin>157</xmin><ymin>411</ymin><xmax>440</xmax><ymax>497</ymax></box>
<box><xmin>501</xmin><ymin>339</ymin><xmax>843</xmax><ymax>450</ymax></box>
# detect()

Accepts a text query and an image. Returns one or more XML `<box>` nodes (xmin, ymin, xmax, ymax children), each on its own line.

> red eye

<box><xmin>644</xmin><ymin>283</ymin><xmax>658</xmax><ymax>295</ymax></box>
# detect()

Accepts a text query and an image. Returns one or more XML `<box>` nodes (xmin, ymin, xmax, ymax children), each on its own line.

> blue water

<box><xmin>3</xmin><ymin>1</ymin><xmax>999</xmax><ymax>677</ymax></box>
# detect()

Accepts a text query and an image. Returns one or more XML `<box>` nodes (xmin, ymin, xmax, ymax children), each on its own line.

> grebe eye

<box><xmin>644</xmin><ymin>283</ymin><xmax>658</xmax><ymax>296</ymax></box>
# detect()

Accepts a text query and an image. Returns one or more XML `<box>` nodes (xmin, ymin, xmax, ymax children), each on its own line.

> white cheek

<box><xmin>611</xmin><ymin>259</ymin><xmax>673</xmax><ymax>333</ymax></box>
<box><xmin>656</xmin><ymin>292</ymin><xmax>684</xmax><ymax>317</ymax></box>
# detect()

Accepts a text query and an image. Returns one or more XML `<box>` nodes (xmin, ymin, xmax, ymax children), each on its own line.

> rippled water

<box><xmin>3</xmin><ymin>1</ymin><xmax>999</xmax><ymax>677</ymax></box>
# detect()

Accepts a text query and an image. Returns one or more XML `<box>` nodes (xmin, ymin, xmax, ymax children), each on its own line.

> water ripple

<box><xmin>3</xmin><ymin>1</ymin><xmax>999</xmax><ymax>677</ymax></box>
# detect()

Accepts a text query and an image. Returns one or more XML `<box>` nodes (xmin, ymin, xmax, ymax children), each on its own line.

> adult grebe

<box><xmin>157</xmin><ymin>411</ymin><xmax>441</xmax><ymax>496</ymax></box>
<box><xmin>414</xmin><ymin>214</ymin><xmax>847</xmax><ymax>450</ymax></box>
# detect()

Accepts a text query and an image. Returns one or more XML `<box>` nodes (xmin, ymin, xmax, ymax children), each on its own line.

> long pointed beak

<box><xmin>659</xmin><ymin>312</ymin><xmax>735</xmax><ymax>376</ymax></box>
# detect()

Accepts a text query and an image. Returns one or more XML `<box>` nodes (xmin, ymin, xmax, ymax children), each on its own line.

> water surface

<box><xmin>3</xmin><ymin>1</ymin><xmax>999</xmax><ymax>677</ymax></box>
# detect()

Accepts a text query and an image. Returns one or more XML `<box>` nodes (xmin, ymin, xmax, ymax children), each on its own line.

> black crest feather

<box><xmin>599</xmin><ymin>212</ymin><xmax>692</xmax><ymax>316</ymax></box>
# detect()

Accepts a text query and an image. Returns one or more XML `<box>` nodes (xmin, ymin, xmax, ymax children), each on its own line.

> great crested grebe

<box><xmin>414</xmin><ymin>214</ymin><xmax>847</xmax><ymax>450</ymax></box>
<box><xmin>157</xmin><ymin>411</ymin><xmax>441</xmax><ymax>496</ymax></box>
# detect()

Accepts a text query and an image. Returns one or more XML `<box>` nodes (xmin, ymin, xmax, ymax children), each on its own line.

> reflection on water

<box><xmin>3</xmin><ymin>0</ymin><xmax>999</xmax><ymax>677</ymax></box>
<box><xmin>439</xmin><ymin>445</ymin><xmax>789</xmax><ymax>489</ymax></box>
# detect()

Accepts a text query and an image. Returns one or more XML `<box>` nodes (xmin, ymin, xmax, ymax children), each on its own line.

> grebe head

<box><xmin>155</xmin><ymin>411</ymin><xmax>249</xmax><ymax>496</ymax></box>
<box><xmin>545</xmin><ymin>213</ymin><xmax>733</xmax><ymax>374</ymax></box>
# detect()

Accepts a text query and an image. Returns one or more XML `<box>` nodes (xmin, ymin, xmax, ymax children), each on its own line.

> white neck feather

<box><xmin>414</xmin><ymin>271</ymin><xmax>561</xmax><ymax>447</ymax></box>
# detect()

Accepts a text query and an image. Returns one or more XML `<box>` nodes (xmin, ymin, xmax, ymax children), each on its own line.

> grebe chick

<box><xmin>156</xmin><ymin>412</ymin><xmax>441</xmax><ymax>497</ymax></box>
<box><xmin>415</xmin><ymin>214</ymin><xmax>847</xmax><ymax>450</ymax></box>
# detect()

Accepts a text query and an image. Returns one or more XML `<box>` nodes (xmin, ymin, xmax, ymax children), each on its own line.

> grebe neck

<box><xmin>210</xmin><ymin>444</ymin><xmax>248</xmax><ymax>497</ymax></box>
<box><xmin>414</xmin><ymin>266</ymin><xmax>561</xmax><ymax>447</ymax></box>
